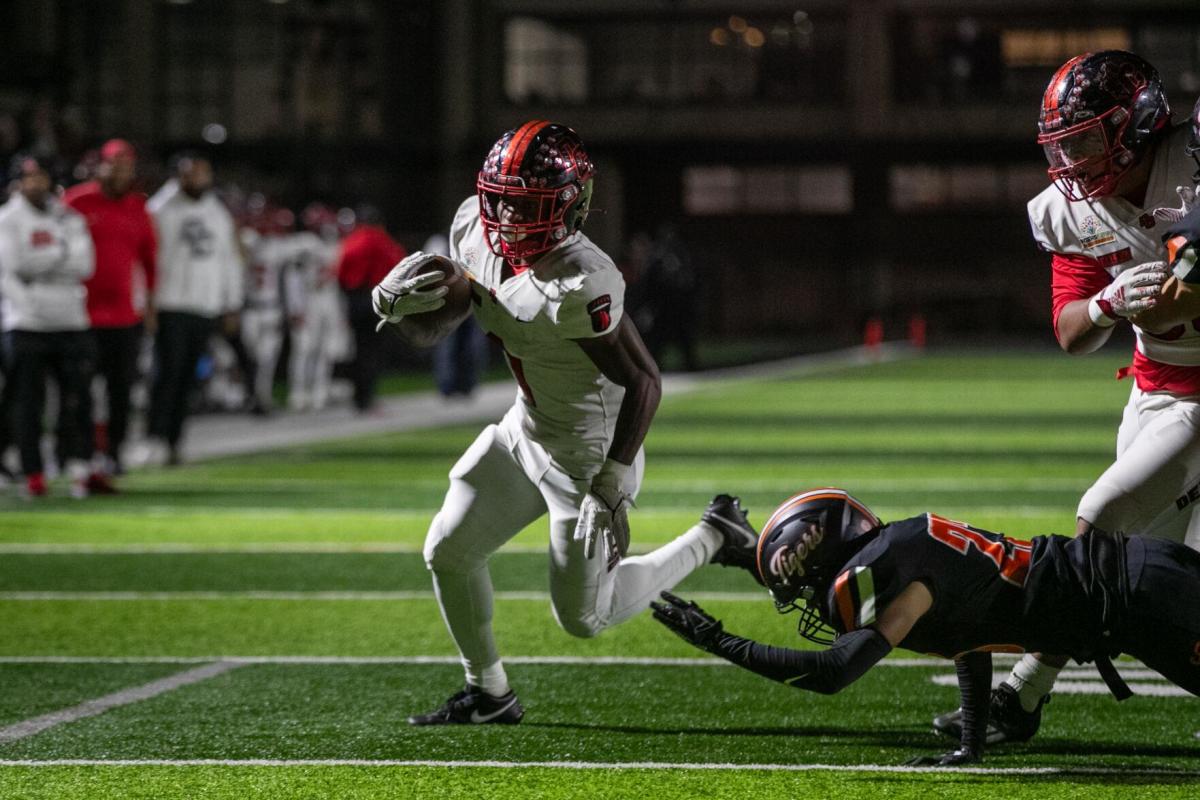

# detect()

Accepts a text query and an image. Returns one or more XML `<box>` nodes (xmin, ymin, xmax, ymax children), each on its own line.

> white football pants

<box><xmin>424</xmin><ymin>405</ymin><xmax>722</xmax><ymax>688</ymax></box>
<box><xmin>241</xmin><ymin>307</ymin><xmax>283</xmax><ymax>409</ymax></box>
<box><xmin>1077</xmin><ymin>385</ymin><xmax>1200</xmax><ymax>550</ymax></box>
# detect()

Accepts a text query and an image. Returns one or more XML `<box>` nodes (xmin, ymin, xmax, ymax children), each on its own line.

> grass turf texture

<box><xmin>4</xmin><ymin>349</ymin><xmax>1199</xmax><ymax>798</ymax></box>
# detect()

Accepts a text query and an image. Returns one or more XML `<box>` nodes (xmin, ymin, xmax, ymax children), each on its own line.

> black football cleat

<box><xmin>408</xmin><ymin>685</ymin><xmax>524</xmax><ymax>726</ymax></box>
<box><xmin>704</xmin><ymin>494</ymin><xmax>762</xmax><ymax>581</ymax></box>
<box><xmin>932</xmin><ymin>683</ymin><xmax>1047</xmax><ymax>745</ymax></box>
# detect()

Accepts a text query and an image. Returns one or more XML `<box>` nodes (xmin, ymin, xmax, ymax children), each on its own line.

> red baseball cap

<box><xmin>100</xmin><ymin>139</ymin><xmax>136</xmax><ymax>163</ymax></box>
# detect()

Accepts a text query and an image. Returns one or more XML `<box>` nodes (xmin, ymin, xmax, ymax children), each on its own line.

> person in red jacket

<box><xmin>335</xmin><ymin>206</ymin><xmax>405</xmax><ymax>412</ymax></box>
<box><xmin>64</xmin><ymin>139</ymin><xmax>157</xmax><ymax>478</ymax></box>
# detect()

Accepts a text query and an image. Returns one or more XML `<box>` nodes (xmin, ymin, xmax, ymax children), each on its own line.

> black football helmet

<box><xmin>755</xmin><ymin>488</ymin><xmax>882</xmax><ymax>644</ymax></box>
<box><xmin>477</xmin><ymin>120</ymin><xmax>595</xmax><ymax>264</ymax></box>
<box><xmin>1037</xmin><ymin>50</ymin><xmax>1171</xmax><ymax>201</ymax></box>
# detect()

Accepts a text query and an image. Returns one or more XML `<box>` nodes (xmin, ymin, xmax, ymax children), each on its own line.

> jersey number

<box><xmin>927</xmin><ymin>515</ymin><xmax>1032</xmax><ymax>587</ymax></box>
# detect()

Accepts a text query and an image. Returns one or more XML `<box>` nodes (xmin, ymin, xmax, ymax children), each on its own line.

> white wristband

<box><xmin>1087</xmin><ymin>296</ymin><xmax>1119</xmax><ymax>328</ymax></box>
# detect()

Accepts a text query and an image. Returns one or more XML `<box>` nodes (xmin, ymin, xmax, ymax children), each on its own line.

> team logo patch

<box><xmin>587</xmin><ymin>294</ymin><xmax>612</xmax><ymax>333</ymax></box>
<box><xmin>1079</xmin><ymin>215</ymin><xmax>1116</xmax><ymax>249</ymax></box>
<box><xmin>30</xmin><ymin>230</ymin><xmax>53</xmax><ymax>248</ymax></box>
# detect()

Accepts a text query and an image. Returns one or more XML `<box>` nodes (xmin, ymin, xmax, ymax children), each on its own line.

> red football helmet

<box><xmin>476</xmin><ymin>120</ymin><xmax>596</xmax><ymax>263</ymax></box>
<box><xmin>1038</xmin><ymin>50</ymin><xmax>1171</xmax><ymax>201</ymax></box>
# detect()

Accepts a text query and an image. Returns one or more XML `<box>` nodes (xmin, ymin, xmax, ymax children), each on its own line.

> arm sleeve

<box><xmin>1050</xmin><ymin>252</ymin><xmax>1108</xmax><ymax>340</ymax></box>
<box><xmin>140</xmin><ymin>210</ymin><xmax>158</xmax><ymax>292</ymax></box>
<box><xmin>556</xmin><ymin>268</ymin><xmax>625</xmax><ymax>339</ymax></box>
<box><xmin>707</xmin><ymin>627</ymin><xmax>892</xmax><ymax>695</ymax></box>
<box><xmin>60</xmin><ymin>211</ymin><xmax>95</xmax><ymax>282</ymax></box>
<box><xmin>953</xmin><ymin>650</ymin><xmax>992</xmax><ymax>754</ymax></box>
<box><xmin>220</xmin><ymin>214</ymin><xmax>245</xmax><ymax>313</ymax></box>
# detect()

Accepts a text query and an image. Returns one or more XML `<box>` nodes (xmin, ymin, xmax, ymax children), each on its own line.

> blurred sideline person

<box><xmin>934</xmin><ymin>49</ymin><xmax>1200</xmax><ymax>746</ymax></box>
<box><xmin>0</xmin><ymin>155</ymin><xmax>97</xmax><ymax>497</ymax></box>
<box><xmin>288</xmin><ymin>202</ymin><xmax>347</xmax><ymax>411</ymax></box>
<box><xmin>336</xmin><ymin>206</ymin><xmax>405</xmax><ymax>412</ymax></box>
<box><xmin>238</xmin><ymin>202</ymin><xmax>293</xmax><ymax>415</ymax></box>
<box><xmin>375</xmin><ymin>122</ymin><xmax>757</xmax><ymax>724</ymax></box>
<box><xmin>63</xmin><ymin>138</ymin><xmax>157</xmax><ymax>478</ymax></box>
<box><xmin>143</xmin><ymin>153</ymin><xmax>243</xmax><ymax>465</ymax></box>
<box><xmin>654</xmin><ymin>489</ymin><xmax>1200</xmax><ymax>766</ymax></box>
<box><xmin>423</xmin><ymin>231</ymin><xmax>487</xmax><ymax>398</ymax></box>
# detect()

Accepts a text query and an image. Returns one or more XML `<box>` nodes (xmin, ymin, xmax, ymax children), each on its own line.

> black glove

<box><xmin>904</xmin><ymin>748</ymin><xmax>981</xmax><ymax>767</ymax></box>
<box><xmin>650</xmin><ymin>591</ymin><xmax>723</xmax><ymax>652</ymax></box>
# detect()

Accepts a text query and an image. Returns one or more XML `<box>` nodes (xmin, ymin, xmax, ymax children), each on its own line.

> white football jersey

<box><xmin>449</xmin><ymin>196</ymin><xmax>625</xmax><ymax>475</ymax></box>
<box><xmin>1028</xmin><ymin>123</ymin><xmax>1200</xmax><ymax>366</ymax></box>
<box><xmin>240</xmin><ymin>228</ymin><xmax>290</xmax><ymax>309</ymax></box>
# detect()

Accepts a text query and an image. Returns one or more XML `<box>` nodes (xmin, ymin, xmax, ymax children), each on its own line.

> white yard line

<box><xmin>0</xmin><ymin>757</ymin><xmax>1194</xmax><ymax>777</ymax></box>
<box><xmin>0</xmin><ymin>661</ymin><xmax>243</xmax><ymax>744</ymax></box>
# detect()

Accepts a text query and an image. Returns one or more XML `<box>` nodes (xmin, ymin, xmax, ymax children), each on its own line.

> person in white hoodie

<box><xmin>144</xmin><ymin>153</ymin><xmax>243</xmax><ymax>465</ymax></box>
<box><xmin>0</xmin><ymin>154</ymin><xmax>97</xmax><ymax>497</ymax></box>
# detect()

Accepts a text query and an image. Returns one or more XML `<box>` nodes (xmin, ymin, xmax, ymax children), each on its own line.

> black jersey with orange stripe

<box><xmin>822</xmin><ymin>514</ymin><xmax>1138</xmax><ymax>661</ymax></box>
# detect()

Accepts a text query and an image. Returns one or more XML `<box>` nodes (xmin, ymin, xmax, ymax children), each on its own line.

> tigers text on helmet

<box><xmin>476</xmin><ymin>120</ymin><xmax>595</xmax><ymax>264</ymax></box>
<box><xmin>1037</xmin><ymin>50</ymin><xmax>1171</xmax><ymax>202</ymax></box>
<box><xmin>755</xmin><ymin>488</ymin><xmax>881</xmax><ymax>645</ymax></box>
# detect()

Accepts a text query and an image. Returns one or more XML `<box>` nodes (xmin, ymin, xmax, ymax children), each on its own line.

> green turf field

<box><xmin>2</xmin><ymin>349</ymin><xmax>1198</xmax><ymax>799</ymax></box>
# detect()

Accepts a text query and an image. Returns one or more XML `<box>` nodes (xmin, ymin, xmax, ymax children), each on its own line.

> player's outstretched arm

<box><xmin>652</xmin><ymin>584</ymin><xmax>931</xmax><ymax>696</ymax></box>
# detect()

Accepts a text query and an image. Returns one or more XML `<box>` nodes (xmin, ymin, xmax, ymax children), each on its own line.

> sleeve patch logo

<box><xmin>587</xmin><ymin>294</ymin><xmax>612</xmax><ymax>333</ymax></box>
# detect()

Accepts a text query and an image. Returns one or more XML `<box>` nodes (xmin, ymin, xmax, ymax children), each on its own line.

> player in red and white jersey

<box><xmin>376</xmin><ymin>122</ymin><xmax>756</xmax><ymax>725</ymax></box>
<box><xmin>936</xmin><ymin>50</ymin><xmax>1200</xmax><ymax>747</ymax></box>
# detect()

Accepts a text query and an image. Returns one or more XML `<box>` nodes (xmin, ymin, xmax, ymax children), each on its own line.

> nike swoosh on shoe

<box><xmin>469</xmin><ymin>697</ymin><xmax>517</xmax><ymax>723</ymax></box>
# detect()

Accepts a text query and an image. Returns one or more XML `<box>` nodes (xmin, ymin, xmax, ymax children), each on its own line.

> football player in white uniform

<box><xmin>375</xmin><ymin>121</ymin><xmax>757</xmax><ymax>725</ymax></box>
<box><xmin>935</xmin><ymin>50</ymin><xmax>1200</xmax><ymax>745</ymax></box>
<box><xmin>239</xmin><ymin>204</ymin><xmax>293</xmax><ymax>415</ymax></box>
<box><xmin>287</xmin><ymin>203</ymin><xmax>347</xmax><ymax>411</ymax></box>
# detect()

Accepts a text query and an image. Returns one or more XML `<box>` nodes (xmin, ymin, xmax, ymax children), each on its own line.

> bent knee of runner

<box><xmin>1077</xmin><ymin>482</ymin><xmax>1145</xmax><ymax>534</ymax></box>
<box><xmin>550</xmin><ymin>597</ymin><xmax>607</xmax><ymax>639</ymax></box>
<box><xmin>423</xmin><ymin>514</ymin><xmax>487</xmax><ymax>574</ymax></box>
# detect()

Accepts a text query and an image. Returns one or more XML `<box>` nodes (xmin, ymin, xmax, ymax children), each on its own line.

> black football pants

<box><xmin>148</xmin><ymin>311</ymin><xmax>214</xmax><ymax>448</ymax></box>
<box><xmin>1117</xmin><ymin>538</ymin><xmax>1200</xmax><ymax>696</ymax></box>
<box><xmin>5</xmin><ymin>329</ymin><xmax>97</xmax><ymax>475</ymax></box>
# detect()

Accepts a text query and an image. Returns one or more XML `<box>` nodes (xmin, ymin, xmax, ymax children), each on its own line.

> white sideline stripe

<box><xmin>930</xmin><ymin>669</ymin><xmax>1186</xmax><ymax>697</ymax></box>
<box><xmin>0</xmin><ymin>590</ymin><xmax>771</xmax><ymax>602</ymax></box>
<box><xmin>0</xmin><ymin>661</ymin><xmax>242</xmax><ymax>744</ymax></box>
<box><xmin>0</xmin><ymin>758</ymin><xmax>1195</xmax><ymax>777</ymax></box>
<box><xmin>0</xmin><ymin>654</ymin><xmax>1068</xmax><ymax>668</ymax></box>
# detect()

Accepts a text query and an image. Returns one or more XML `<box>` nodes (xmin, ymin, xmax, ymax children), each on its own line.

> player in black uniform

<box><xmin>653</xmin><ymin>490</ymin><xmax>1200</xmax><ymax>764</ymax></box>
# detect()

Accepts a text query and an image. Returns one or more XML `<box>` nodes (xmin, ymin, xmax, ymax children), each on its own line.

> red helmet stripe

<box><xmin>502</xmin><ymin>119</ymin><xmax>550</xmax><ymax>178</ymax></box>
<box><xmin>1043</xmin><ymin>54</ymin><xmax>1085</xmax><ymax>115</ymax></box>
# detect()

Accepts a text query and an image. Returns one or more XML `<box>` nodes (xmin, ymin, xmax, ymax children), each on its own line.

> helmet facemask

<box><xmin>477</xmin><ymin>174</ymin><xmax>592</xmax><ymax>263</ymax></box>
<box><xmin>1039</xmin><ymin>105</ymin><xmax>1135</xmax><ymax>201</ymax></box>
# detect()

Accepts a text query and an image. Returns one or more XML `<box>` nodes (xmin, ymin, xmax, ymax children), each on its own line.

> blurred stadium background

<box><xmin>7</xmin><ymin>0</ymin><xmax>1200</xmax><ymax>349</ymax></box>
<box><xmin>3</xmin><ymin>2</ymin><xmax>1200</xmax><ymax>797</ymax></box>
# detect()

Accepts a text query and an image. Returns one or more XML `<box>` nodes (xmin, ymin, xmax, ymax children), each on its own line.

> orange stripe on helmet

<box><xmin>754</xmin><ymin>488</ymin><xmax>879</xmax><ymax>584</ymax></box>
<box><xmin>502</xmin><ymin>119</ymin><xmax>550</xmax><ymax>178</ymax></box>
<box><xmin>1168</xmin><ymin>234</ymin><xmax>1188</xmax><ymax>266</ymax></box>
<box><xmin>832</xmin><ymin>570</ymin><xmax>856</xmax><ymax>632</ymax></box>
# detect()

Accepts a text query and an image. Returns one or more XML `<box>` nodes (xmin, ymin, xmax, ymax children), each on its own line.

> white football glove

<box><xmin>1087</xmin><ymin>260</ymin><xmax>1168</xmax><ymax>327</ymax></box>
<box><xmin>1153</xmin><ymin>185</ymin><xmax>1197</xmax><ymax>224</ymax></box>
<box><xmin>573</xmin><ymin>459</ymin><xmax>634</xmax><ymax>564</ymax></box>
<box><xmin>372</xmin><ymin>251</ymin><xmax>449</xmax><ymax>331</ymax></box>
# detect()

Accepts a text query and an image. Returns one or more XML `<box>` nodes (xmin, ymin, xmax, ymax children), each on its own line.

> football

<box><xmin>392</xmin><ymin>255</ymin><xmax>474</xmax><ymax>347</ymax></box>
<box><xmin>1130</xmin><ymin>275</ymin><xmax>1200</xmax><ymax>335</ymax></box>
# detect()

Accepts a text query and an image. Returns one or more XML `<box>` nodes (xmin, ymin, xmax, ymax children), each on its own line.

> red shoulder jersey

<box><xmin>336</xmin><ymin>225</ymin><xmax>406</xmax><ymax>291</ymax></box>
<box><xmin>63</xmin><ymin>181</ymin><xmax>157</xmax><ymax>328</ymax></box>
